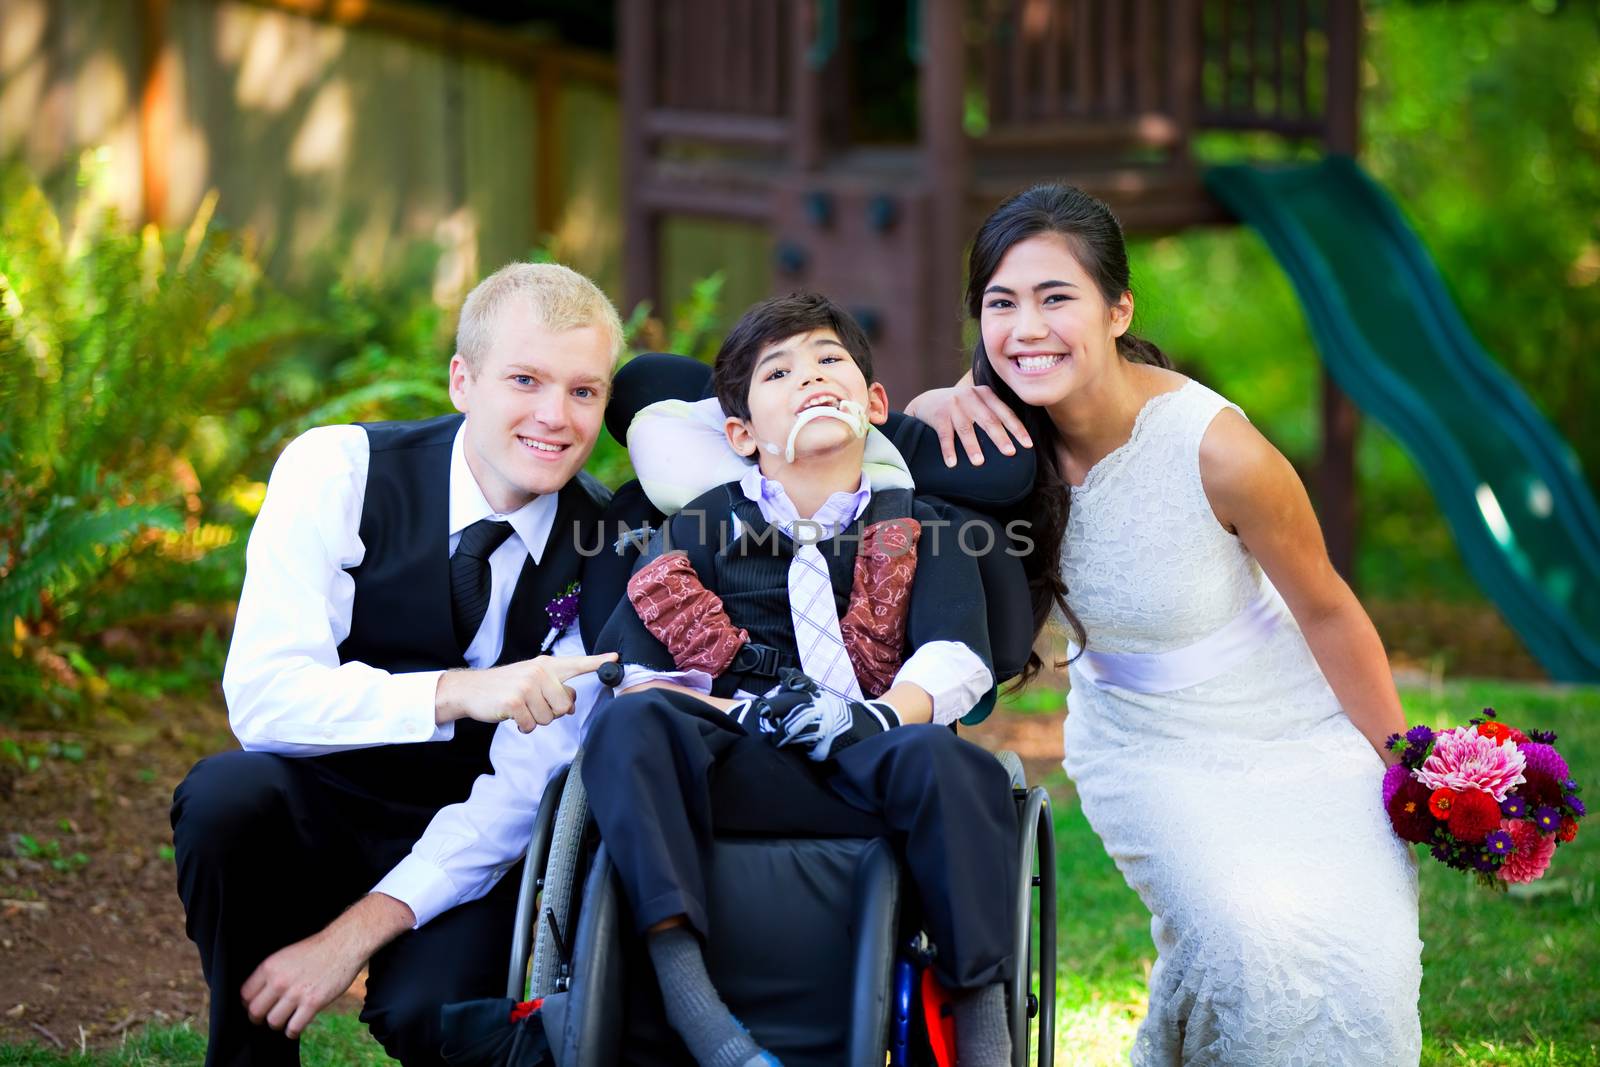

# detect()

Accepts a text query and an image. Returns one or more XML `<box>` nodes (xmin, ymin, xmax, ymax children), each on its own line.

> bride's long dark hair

<box><xmin>968</xmin><ymin>183</ymin><xmax>1174</xmax><ymax>685</ymax></box>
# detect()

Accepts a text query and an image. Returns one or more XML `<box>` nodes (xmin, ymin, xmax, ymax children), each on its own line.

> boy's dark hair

<box><xmin>711</xmin><ymin>292</ymin><xmax>875</xmax><ymax>421</ymax></box>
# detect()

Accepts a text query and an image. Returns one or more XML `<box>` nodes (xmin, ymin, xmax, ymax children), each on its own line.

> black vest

<box><xmin>669</xmin><ymin>483</ymin><xmax>915</xmax><ymax>697</ymax></box>
<box><xmin>317</xmin><ymin>414</ymin><xmax>609</xmax><ymax>807</ymax></box>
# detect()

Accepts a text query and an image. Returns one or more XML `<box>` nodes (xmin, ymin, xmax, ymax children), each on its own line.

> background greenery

<box><xmin>1135</xmin><ymin>0</ymin><xmax>1600</xmax><ymax>603</ymax></box>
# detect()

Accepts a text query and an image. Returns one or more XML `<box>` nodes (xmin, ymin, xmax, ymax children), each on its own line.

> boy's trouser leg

<box><xmin>829</xmin><ymin>725</ymin><xmax>1019</xmax><ymax>990</ymax></box>
<box><xmin>581</xmin><ymin>690</ymin><xmax>746</xmax><ymax>939</ymax></box>
<box><xmin>582</xmin><ymin>689</ymin><xmax>888</xmax><ymax>938</ymax></box>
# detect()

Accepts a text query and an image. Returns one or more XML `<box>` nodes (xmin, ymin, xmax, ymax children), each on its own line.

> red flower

<box><xmin>1520</xmin><ymin>770</ymin><xmax>1565</xmax><ymax>809</ymax></box>
<box><xmin>1447</xmin><ymin>789</ymin><xmax>1501</xmax><ymax>842</ymax></box>
<box><xmin>1558</xmin><ymin>818</ymin><xmax>1579</xmax><ymax>844</ymax></box>
<box><xmin>1428</xmin><ymin>787</ymin><xmax>1460</xmax><ymax>820</ymax></box>
<box><xmin>1476</xmin><ymin>721</ymin><xmax>1513</xmax><ymax>745</ymax></box>
<box><xmin>1387</xmin><ymin>779</ymin><xmax>1437</xmax><ymax>843</ymax></box>
<box><xmin>1506</xmin><ymin>726</ymin><xmax>1530</xmax><ymax>744</ymax></box>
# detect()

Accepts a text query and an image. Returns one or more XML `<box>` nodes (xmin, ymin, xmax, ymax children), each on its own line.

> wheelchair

<box><xmin>501</xmin><ymin>354</ymin><xmax>1057</xmax><ymax>1066</ymax></box>
<box><xmin>506</xmin><ymin>743</ymin><xmax>1055</xmax><ymax>1067</ymax></box>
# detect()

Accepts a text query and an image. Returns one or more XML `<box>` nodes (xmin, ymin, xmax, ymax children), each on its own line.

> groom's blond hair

<box><xmin>455</xmin><ymin>262</ymin><xmax>624</xmax><ymax>372</ymax></box>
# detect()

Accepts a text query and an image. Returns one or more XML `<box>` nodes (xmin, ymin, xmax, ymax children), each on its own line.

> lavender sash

<box><xmin>1069</xmin><ymin>592</ymin><xmax>1286</xmax><ymax>694</ymax></box>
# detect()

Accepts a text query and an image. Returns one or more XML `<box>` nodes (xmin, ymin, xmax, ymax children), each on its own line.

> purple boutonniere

<box><xmin>540</xmin><ymin>581</ymin><xmax>581</xmax><ymax>652</ymax></box>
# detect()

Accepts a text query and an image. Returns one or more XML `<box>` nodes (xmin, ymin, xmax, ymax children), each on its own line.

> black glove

<box><xmin>756</xmin><ymin>668</ymin><xmax>901</xmax><ymax>761</ymax></box>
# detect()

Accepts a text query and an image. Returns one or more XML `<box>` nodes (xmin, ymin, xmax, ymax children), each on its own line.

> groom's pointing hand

<box><xmin>434</xmin><ymin>652</ymin><xmax>619</xmax><ymax>733</ymax></box>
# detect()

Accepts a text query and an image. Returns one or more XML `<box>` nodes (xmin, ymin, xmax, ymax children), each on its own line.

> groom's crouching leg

<box><xmin>359</xmin><ymin>866</ymin><xmax>522</xmax><ymax>1066</ymax></box>
<box><xmin>173</xmin><ymin>750</ymin><xmax>356</xmax><ymax>1066</ymax></box>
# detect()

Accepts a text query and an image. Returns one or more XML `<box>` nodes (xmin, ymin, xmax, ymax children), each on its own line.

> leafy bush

<box><xmin>0</xmin><ymin>163</ymin><xmax>445</xmax><ymax>717</ymax></box>
<box><xmin>0</xmin><ymin>161</ymin><xmax>728</xmax><ymax>720</ymax></box>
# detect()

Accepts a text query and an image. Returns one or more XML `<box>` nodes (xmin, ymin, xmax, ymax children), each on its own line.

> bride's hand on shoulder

<box><xmin>904</xmin><ymin>372</ymin><xmax>1033</xmax><ymax>468</ymax></box>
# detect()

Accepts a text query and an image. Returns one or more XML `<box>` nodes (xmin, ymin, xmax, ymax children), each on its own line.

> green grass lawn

<box><xmin>0</xmin><ymin>1013</ymin><xmax>392</xmax><ymax>1066</ymax></box>
<box><xmin>1048</xmin><ymin>679</ymin><xmax>1600</xmax><ymax>1066</ymax></box>
<box><xmin>5</xmin><ymin>680</ymin><xmax>1596</xmax><ymax>1066</ymax></box>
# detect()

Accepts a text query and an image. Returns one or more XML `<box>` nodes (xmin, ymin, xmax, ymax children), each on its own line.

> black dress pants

<box><xmin>582</xmin><ymin>688</ymin><xmax>1018</xmax><ymax>992</ymax></box>
<box><xmin>170</xmin><ymin>750</ymin><xmax>519</xmax><ymax>1066</ymax></box>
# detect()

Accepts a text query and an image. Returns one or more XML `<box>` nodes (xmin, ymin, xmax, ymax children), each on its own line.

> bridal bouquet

<box><xmin>1383</xmin><ymin>708</ymin><xmax>1585</xmax><ymax>888</ymax></box>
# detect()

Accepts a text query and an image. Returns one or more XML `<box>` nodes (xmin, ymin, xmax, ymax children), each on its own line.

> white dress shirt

<box><xmin>223</xmin><ymin>422</ymin><xmax>602</xmax><ymax>927</ymax></box>
<box><xmin>619</xmin><ymin>465</ymin><xmax>993</xmax><ymax>726</ymax></box>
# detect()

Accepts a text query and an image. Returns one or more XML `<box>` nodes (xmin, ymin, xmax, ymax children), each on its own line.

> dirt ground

<box><xmin>0</xmin><ymin>690</ymin><xmax>1067</xmax><ymax>1052</ymax></box>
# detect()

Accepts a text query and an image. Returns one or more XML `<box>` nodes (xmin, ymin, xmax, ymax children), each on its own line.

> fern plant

<box><xmin>0</xmin><ymin>164</ymin><xmax>445</xmax><ymax>717</ymax></box>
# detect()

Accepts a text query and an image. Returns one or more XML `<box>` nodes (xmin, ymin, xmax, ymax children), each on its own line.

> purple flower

<box><xmin>1533</xmin><ymin>806</ymin><xmax>1562</xmax><ymax>833</ymax></box>
<box><xmin>541</xmin><ymin>582</ymin><xmax>581</xmax><ymax>649</ymax></box>
<box><xmin>1500</xmin><ymin>795</ymin><xmax>1527</xmax><ymax>818</ymax></box>
<box><xmin>1530</xmin><ymin>729</ymin><xmax>1558</xmax><ymax>744</ymax></box>
<box><xmin>1484</xmin><ymin>829</ymin><xmax>1514</xmax><ymax>855</ymax></box>
<box><xmin>1472</xmin><ymin>850</ymin><xmax>1500</xmax><ymax>872</ymax></box>
<box><xmin>1520</xmin><ymin>743</ymin><xmax>1571</xmax><ymax>781</ymax></box>
<box><xmin>1382</xmin><ymin>763</ymin><xmax>1410</xmax><ymax>808</ymax></box>
<box><xmin>1569</xmin><ymin>795</ymin><xmax>1587</xmax><ymax>817</ymax></box>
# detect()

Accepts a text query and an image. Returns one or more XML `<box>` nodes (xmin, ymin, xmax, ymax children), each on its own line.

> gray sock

<box><xmin>647</xmin><ymin>926</ymin><xmax>779</xmax><ymax>1067</ymax></box>
<box><xmin>951</xmin><ymin>982</ymin><xmax>1011</xmax><ymax>1067</ymax></box>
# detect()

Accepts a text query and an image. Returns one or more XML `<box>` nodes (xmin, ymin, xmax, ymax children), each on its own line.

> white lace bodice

<box><xmin>1060</xmin><ymin>380</ymin><xmax>1264</xmax><ymax>652</ymax></box>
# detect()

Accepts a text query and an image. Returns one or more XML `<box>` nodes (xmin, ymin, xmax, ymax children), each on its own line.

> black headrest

<box><xmin>603</xmin><ymin>353</ymin><xmax>1035</xmax><ymax>510</ymax></box>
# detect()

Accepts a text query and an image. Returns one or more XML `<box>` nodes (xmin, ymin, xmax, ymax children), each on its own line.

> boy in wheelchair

<box><xmin>583</xmin><ymin>293</ymin><xmax>1017</xmax><ymax>1066</ymax></box>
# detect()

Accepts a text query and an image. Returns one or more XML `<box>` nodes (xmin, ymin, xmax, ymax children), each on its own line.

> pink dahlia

<box><xmin>1415</xmin><ymin>726</ymin><xmax>1527</xmax><ymax>802</ymax></box>
<box><xmin>1497</xmin><ymin>818</ymin><xmax>1556</xmax><ymax>884</ymax></box>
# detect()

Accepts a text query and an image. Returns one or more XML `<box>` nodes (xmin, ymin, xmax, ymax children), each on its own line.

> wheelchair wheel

<box><xmin>1011</xmin><ymin>784</ymin><xmax>1057</xmax><ymax>1067</ymax></box>
<box><xmin>507</xmin><ymin>764</ymin><xmax>571</xmax><ymax>998</ymax></box>
<box><xmin>530</xmin><ymin>748</ymin><xmax>594</xmax><ymax>998</ymax></box>
<box><xmin>994</xmin><ymin>748</ymin><xmax>1027</xmax><ymax>791</ymax></box>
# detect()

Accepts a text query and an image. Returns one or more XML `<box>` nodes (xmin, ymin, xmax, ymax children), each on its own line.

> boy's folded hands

<box><xmin>735</xmin><ymin>669</ymin><xmax>902</xmax><ymax>761</ymax></box>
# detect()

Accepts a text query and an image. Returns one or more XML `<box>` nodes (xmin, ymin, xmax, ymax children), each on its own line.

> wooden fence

<box><xmin>0</xmin><ymin>0</ymin><xmax>622</xmax><ymax>303</ymax></box>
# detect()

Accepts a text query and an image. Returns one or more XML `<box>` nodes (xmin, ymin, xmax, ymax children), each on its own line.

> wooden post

<box><xmin>138</xmin><ymin>0</ymin><xmax>171</xmax><ymax>227</ymax></box>
<box><xmin>1319</xmin><ymin>0</ymin><xmax>1362</xmax><ymax>581</ymax></box>
<box><xmin>533</xmin><ymin>55</ymin><xmax>562</xmax><ymax>239</ymax></box>
<box><xmin>791</xmin><ymin>0</ymin><xmax>823</xmax><ymax>170</ymax></box>
<box><xmin>1168</xmin><ymin>0</ymin><xmax>1199</xmax><ymax>165</ymax></box>
<box><xmin>620</xmin><ymin>0</ymin><xmax>659</xmax><ymax>317</ymax></box>
<box><xmin>920</xmin><ymin>0</ymin><xmax>967</xmax><ymax>392</ymax></box>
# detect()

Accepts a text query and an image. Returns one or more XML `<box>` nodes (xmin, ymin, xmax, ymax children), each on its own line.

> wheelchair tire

<box><xmin>508</xmin><ymin>764</ymin><xmax>572</xmax><ymax>998</ymax></box>
<box><xmin>1011</xmin><ymin>785</ymin><xmax>1057</xmax><ymax>1067</ymax></box>
<box><xmin>994</xmin><ymin>749</ymin><xmax>1027</xmax><ymax>791</ymax></box>
<box><xmin>531</xmin><ymin>748</ymin><xmax>593</xmax><ymax>998</ymax></box>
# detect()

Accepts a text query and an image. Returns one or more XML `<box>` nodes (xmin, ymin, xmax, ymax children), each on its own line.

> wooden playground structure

<box><xmin>618</xmin><ymin>0</ymin><xmax>1363</xmax><ymax>567</ymax></box>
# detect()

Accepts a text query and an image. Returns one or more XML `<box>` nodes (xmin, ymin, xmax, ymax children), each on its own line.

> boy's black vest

<box><xmin>660</xmin><ymin>481</ymin><xmax>917</xmax><ymax>698</ymax></box>
<box><xmin>315</xmin><ymin>414</ymin><xmax>608</xmax><ymax>808</ymax></box>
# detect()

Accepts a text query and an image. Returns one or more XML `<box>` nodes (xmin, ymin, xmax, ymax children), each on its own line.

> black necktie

<box><xmin>451</xmin><ymin>519</ymin><xmax>516</xmax><ymax>654</ymax></box>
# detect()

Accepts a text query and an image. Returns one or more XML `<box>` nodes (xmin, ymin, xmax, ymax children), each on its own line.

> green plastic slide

<box><xmin>1205</xmin><ymin>157</ymin><xmax>1600</xmax><ymax>681</ymax></box>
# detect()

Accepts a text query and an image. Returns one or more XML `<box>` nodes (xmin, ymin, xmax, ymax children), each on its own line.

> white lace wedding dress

<box><xmin>1058</xmin><ymin>379</ymin><xmax>1423</xmax><ymax>1066</ymax></box>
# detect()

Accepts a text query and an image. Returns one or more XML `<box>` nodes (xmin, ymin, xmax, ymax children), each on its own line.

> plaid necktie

<box><xmin>785</xmin><ymin>533</ymin><xmax>864</xmax><ymax>703</ymax></box>
<box><xmin>451</xmin><ymin>518</ymin><xmax>515</xmax><ymax>654</ymax></box>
